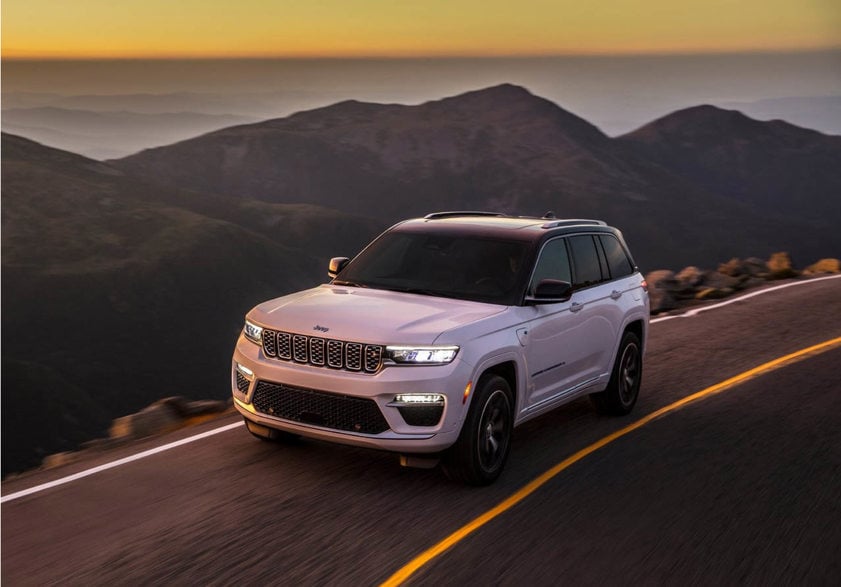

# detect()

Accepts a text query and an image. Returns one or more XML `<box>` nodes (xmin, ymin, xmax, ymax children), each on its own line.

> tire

<box><xmin>244</xmin><ymin>418</ymin><xmax>300</xmax><ymax>443</ymax></box>
<box><xmin>443</xmin><ymin>374</ymin><xmax>513</xmax><ymax>486</ymax></box>
<box><xmin>590</xmin><ymin>331</ymin><xmax>642</xmax><ymax>415</ymax></box>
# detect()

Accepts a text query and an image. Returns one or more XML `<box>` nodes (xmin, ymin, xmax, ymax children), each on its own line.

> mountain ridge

<box><xmin>619</xmin><ymin>104</ymin><xmax>841</xmax><ymax>221</ymax></box>
<box><xmin>111</xmin><ymin>84</ymin><xmax>840</xmax><ymax>269</ymax></box>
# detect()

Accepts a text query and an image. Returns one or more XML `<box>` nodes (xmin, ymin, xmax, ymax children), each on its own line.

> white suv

<box><xmin>232</xmin><ymin>212</ymin><xmax>649</xmax><ymax>485</ymax></box>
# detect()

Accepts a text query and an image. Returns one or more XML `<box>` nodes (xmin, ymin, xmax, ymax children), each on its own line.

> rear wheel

<box><xmin>590</xmin><ymin>331</ymin><xmax>642</xmax><ymax>415</ymax></box>
<box><xmin>443</xmin><ymin>374</ymin><xmax>513</xmax><ymax>486</ymax></box>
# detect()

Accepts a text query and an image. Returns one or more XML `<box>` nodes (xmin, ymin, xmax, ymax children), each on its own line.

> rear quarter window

<box><xmin>599</xmin><ymin>234</ymin><xmax>634</xmax><ymax>279</ymax></box>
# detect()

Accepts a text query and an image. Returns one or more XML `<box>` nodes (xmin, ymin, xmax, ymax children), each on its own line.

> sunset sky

<box><xmin>3</xmin><ymin>0</ymin><xmax>840</xmax><ymax>59</ymax></box>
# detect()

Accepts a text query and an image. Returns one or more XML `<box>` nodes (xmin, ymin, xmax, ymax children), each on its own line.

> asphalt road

<box><xmin>3</xmin><ymin>277</ymin><xmax>840</xmax><ymax>586</ymax></box>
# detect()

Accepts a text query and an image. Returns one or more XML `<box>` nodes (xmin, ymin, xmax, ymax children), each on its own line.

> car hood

<box><xmin>248</xmin><ymin>284</ymin><xmax>506</xmax><ymax>345</ymax></box>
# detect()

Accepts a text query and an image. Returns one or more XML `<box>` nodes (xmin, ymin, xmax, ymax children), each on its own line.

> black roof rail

<box><xmin>423</xmin><ymin>211</ymin><xmax>506</xmax><ymax>220</ymax></box>
<box><xmin>541</xmin><ymin>219</ymin><xmax>607</xmax><ymax>229</ymax></box>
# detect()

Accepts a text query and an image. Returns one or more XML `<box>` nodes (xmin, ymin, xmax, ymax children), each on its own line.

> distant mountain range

<box><xmin>2</xmin><ymin>84</ymin><xmax>840</xmax><ymax>475</ymax></box>
<box><xmin>1</xmin><ymin>107</ymin><xmax>260</xmax><ymax>159</ymax></box>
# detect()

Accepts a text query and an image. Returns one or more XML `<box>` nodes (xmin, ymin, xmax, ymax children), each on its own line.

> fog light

<box><xmin>234</xmin><ymin>363</ymin><xmax>253</xmax><ymax>394</ymax></box>
<box><xmin>389</xmin><ymin>394</ymin><xmax>445</xmax><ymax>427</ymax></box>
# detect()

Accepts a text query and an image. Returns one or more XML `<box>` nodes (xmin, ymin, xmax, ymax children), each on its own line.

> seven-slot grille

<box><xmin>261</xmin><ymin>329</ymin><xmax>382</xmax><ymax>373</ymax></box>
<box><xmin>252</xmin><ymin>380</ymin><xmax>389</xmax><ymax>434</ymax></box>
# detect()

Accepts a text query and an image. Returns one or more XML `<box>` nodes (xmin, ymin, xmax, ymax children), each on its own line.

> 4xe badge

<box><xmin>313</xmin><ymin>325</ymin><xmax>330</xmax><ymax>333</ymax></box>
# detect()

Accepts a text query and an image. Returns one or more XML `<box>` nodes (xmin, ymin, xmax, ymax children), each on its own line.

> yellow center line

<box><xmin>380</xmin><ymin>335</ymin><xmax>841</xmax><ymax>587</ymax></box>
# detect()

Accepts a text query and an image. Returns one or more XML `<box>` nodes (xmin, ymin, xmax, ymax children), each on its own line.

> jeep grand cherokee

<box><xmin>232</xmin><ymin>212</ymin><xmax>649</xmax><ymax>485</ymax></box>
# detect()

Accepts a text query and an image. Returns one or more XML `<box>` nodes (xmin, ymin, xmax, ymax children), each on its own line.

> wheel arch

<box><xmin>475</xmin><ymin>359</ymin><xmax>518</xmax><ymax>411</ymax></box>
<box><xmin>624</xmin><ymin>318</ymin><xmax>645</xmax><ymax>349</ymax></box>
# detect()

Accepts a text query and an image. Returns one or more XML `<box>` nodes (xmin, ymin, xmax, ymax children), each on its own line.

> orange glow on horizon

<box><xmin>2</xmin><ymin>0</ymin><xmax>839</xmax><ymax>60</ymax></box>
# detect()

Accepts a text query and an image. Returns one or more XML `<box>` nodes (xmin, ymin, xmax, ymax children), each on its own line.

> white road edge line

<box><xmin>650</xmin><ymin>274</ymin><xmax>841</xmax><ymax>324</ymax></box>
<box><xmin>1</xmin><ymin>421</ymin><xmax>244</xmax><ymax>504</ymax></box>
<box><xmin>4</xmin><ymin>274</ymin><xmax>840</xmax><ymax>503</ymax></box>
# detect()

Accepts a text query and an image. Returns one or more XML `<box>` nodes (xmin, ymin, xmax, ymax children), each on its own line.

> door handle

<box><xmin>570</xmin><ymin>302</ymin><xmax>584</xmax><ymax>313</ymax></box>
<box><xmin>610</xmin><ymin>290</ymin><xmax>622</xmax><ymax>300</ymax></box>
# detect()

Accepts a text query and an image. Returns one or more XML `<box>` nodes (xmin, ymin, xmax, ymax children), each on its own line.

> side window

<box><xmin>529</xmin><ymin>238</ymin><xmax>571</xmax><ymax>294</ymax></box>
<box><xmin>599</xmin><ymin>234</ymin><xmax>634</xmax><ymax>279</ymax></box>
<box><xmin>568</xmin><ymin>235</ymin><xmax>603</xmax><ymax>288</ymax></box>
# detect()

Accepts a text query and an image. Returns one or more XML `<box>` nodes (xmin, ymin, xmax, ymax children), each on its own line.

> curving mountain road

<box><xmin>3</xmin><ymin>277</ymin><xmax>840</xmax><ymax>585</ymax></box>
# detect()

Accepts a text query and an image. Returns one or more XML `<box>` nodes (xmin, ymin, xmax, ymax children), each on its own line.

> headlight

<box><xmin>243</xmin><ymin>320</ymin><xmax>263</xmax><ymax>344</ymax></box>
<box><xmin>385</xmin><ymin>345</ymin><xmax>459</xmax><ymax>365</ymax></box>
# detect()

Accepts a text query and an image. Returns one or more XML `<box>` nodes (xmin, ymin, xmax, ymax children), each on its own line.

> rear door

<box><xmin>564</xmin><ymin>234</ymin><xmax>620</xmax><ymax>382</ymax></box>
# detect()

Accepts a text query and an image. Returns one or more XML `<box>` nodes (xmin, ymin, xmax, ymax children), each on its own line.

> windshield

<box><xmin>335</xmin><ymin>231</ymin><xmax>531</xmax><ymax>305</ymax></box>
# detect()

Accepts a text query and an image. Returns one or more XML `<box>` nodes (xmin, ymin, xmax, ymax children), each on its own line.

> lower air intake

<box><xmin>252</xmin><ymin>380</ymin><xmax>390</xmax><ymax>435</ymax></box>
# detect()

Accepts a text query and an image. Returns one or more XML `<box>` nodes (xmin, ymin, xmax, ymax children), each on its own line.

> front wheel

<box><xmin>590</xmin><ymin>331</ymin><xmax>643</xmax><ymax>415</ymax></box>
<box><xmin>443</xmin><ymin>374</ymin><xmax>513</xmax><ymax>486</ymax></box>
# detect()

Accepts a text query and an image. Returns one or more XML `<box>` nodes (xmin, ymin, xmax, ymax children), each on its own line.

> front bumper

<box><xmin>231</xmin><ymin>334</ymin><xmax>471</xmax><ymax>453</ymax></box>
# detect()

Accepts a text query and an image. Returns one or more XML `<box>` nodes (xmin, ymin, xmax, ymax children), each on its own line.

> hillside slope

<box><xmin>618</xmin><ymin>105</ymin><xmax>841</xmax><ymax>221</ymax></box>
<box><xmin>1</xmin><ymin>133</ymin><xmax>379</xmax><ymax>475</ymax></box>
<box><xmin>113</xmin><ymin>85</ymin><xmax>840</xmax><ymax>269</ymax></box>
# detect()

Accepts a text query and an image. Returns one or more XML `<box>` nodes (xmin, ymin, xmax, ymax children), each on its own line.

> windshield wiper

<box><xmin>395</xmin><ymin>287</ymin><xmax>461</xmax><ymax>299</ymax></box>
<box><xmin>332</xmin><ymin>280</ymin><xmax>367</xmax><ymax>287</ymax></box>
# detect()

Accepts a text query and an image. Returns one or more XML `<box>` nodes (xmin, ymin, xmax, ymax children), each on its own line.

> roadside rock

<box><xmin>42</xmin><ymin>452</ymin><xmax>82</xmax><ymax>469</ymax></box>
<box><xmin>767</xmin><ymin>252</ymin><xmax>799</xmax><ymax>279</ymax></box>
<box><xmin>743</xmin><ymin>257</ymin><xmax>769</xmax><ymax>277</ymax></box>
<box><xmin>804</xmin><ymin>258</ymin><xmax>840</xmax><ymax>275</ymax></box>
<box><xmin>645</xmin><ymin>270</ymin><xmax>679</xmax><ymax>313</ymax></box>
<box><xmin>695</xmin><ymin>287</ymin><xmax>729</xmax><ymax>300</ymax></box>
<box><xmin>109</xmin><ymin>396</ymin><xmax>230</xmax><ymax>441</ymax></box>
<box><xmin>718</xmin><ymin>257</ymin><xmax>768</xmax><ymax>278</ymax></box>
<box><xmin>110</xmin><ymin>401</ymin><xmax>182</xmax><ymax>440</ymax></box>
<box><xmin>42</xmin><ymin>397</ymin><xmax>231</xmax><ymax>471</ymax></box>
<box><xmin>675</xmin><ymin>266</ymin><xmax>705</xmax><ymax>289</ymax></box>
<box><xmin>703</xmin><ymin>271</ymin><xmax>741</xmax><ymax>291</ymax></box>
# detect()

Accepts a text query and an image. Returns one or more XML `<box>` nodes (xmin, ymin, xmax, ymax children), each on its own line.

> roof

<box><xmin>392</xmin><ymin>211</ymin><xmax>612</xmax><ymax>242</ymax></box>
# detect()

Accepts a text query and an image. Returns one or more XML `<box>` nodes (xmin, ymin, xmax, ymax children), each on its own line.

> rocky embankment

<box><xmin>646</xmin><ymin>253</ymin><xmax>840</xmax><ymax>314</ymax></box>
<box><xmin>39</xmin><ymin>396</ymin><xmax>231</xmax><ymax>471</ymax></box>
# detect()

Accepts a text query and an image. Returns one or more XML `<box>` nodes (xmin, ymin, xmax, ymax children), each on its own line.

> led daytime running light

<box><xmin>393</xmin><ymin>393</ymin><xmax>445</xmax><ymax>405</ymax></box>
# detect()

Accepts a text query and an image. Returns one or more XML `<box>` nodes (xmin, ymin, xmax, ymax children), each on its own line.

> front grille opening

<box><xmin>261</xmin><ymin>329</ymin><xmax>382</xmax><ymax>373</ymax></box>
<box><xmin>310</xmin><ymin>338</ymin><xmax>326</xmax><ymax>366</ymax></box>
<box><xmin>252</xmin><ymin>380</ymin><xmax>390</xmax><ymax>434</ymax></box>
<box><xmin>262</xmin><ymin>330</ymin><xmax>277</xmax><ymax>357</ymax></box>
<box><xmin>327</xmin><ymin>340</ymin><xmax>343</xmax><ymax>368</ymax></box>
<box><xmin>277</xmin><ymin>332</ymin><xmax>292</xmax><ymax>359</ymax></box>
<box><xmin>346</xmin><ymin>343</ymin><xmax>363</xmax><ymax>371</ymax></box>
<box><xmin>293</xmin><ymin>335</ymin><xmax>308</xmax><ymax>362</ymax></box>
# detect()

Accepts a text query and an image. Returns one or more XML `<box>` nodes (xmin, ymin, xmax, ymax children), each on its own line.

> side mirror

<box><xmin>328</xmin><ymin>257</ymin><xmax>350</xmax><ymax>278</ymax></box>
<box><xmin>525</xmin><ymin>279</ymin><xmax>573</xmax><ymax>304</ymax></box>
